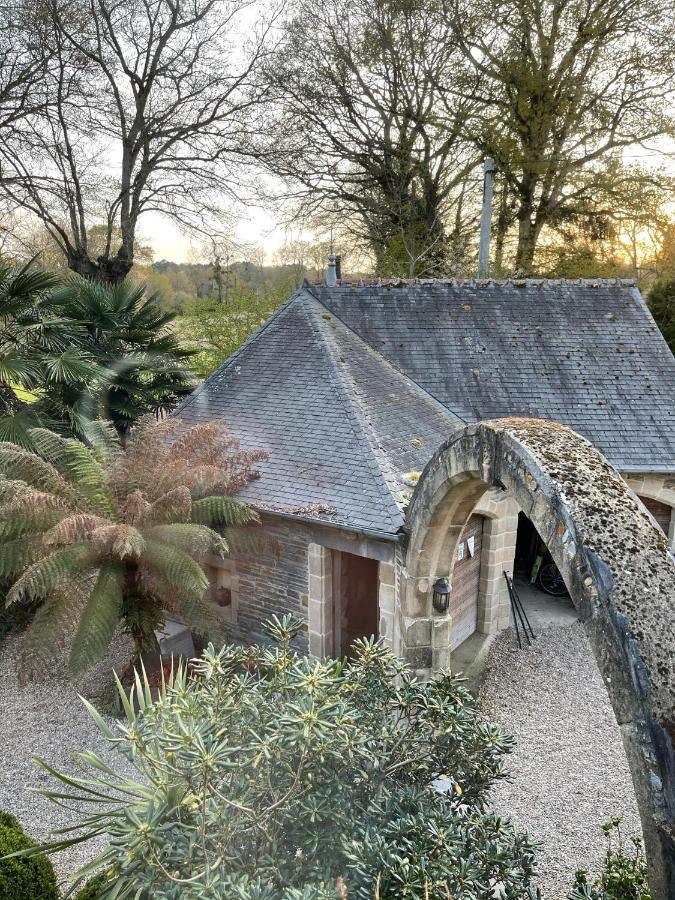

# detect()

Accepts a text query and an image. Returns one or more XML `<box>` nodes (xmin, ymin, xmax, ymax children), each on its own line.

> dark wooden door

<box><xmin>334</xmin><ymin>552</ymin><xmax>379</xmax><ymax>657</ymax></box>
<box><xmin>450</xmin><ymin>514</ymin><xmax>484</xmax><ymax>650</ymax></box>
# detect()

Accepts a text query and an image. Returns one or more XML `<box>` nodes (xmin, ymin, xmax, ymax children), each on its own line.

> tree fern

<box><xmin>146</xmin><ymin>487</ymin><xmax>193</xmax><ymax>525</ymax></box>
<box><xmin>69</xmin><ymin>565</ymin><xmax>124</xmax><ymax>674</ymax></box>
<box><xmin>146</xmin><ymin>523</ymin><xmax>229</xmax><ymax>558</ymax></box>
<box><xmin>28</xmin><ymin>428</ymin><xmax>114</xmax><ymax>516</ymax></box>
<box><xmin>0</xmin><ymin>418</ymin><xmax>263</xmax><ymax>676</ymax></box>
<box><xmin>191</xmin><ymin>495</ymin><xmax>259</xmax><ymax>528</ymax></box>
<box><xmin>142</xmin><ymin>541</ymin><xmax>209</xmax><ymax>599</ymax></box>
<box><xmin>0</xmin><ymin>443</ymin><xmax>73</xmax><ymax>496</ymax></box>
<box><xmin>0</xmin><ymin>536</ymin><xmax>43</xmax><ymax>580</ymax></box>
<box><xmin>7</xmin><ymin>544</ymin><xmax>99</xmax><ymax>605</ymax></box>
<box><xmin>18</xmin><ymin>584</ymin><xmax>89</xmax><ymax>683</ymax></box>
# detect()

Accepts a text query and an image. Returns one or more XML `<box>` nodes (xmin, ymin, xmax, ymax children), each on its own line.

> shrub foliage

<box><xmin>0</xmin><ymin>811</ymin><xmax>58</xmax><ymax>900</ymax></box>
<box><xmin>35</xmin><ymin>617</ymin><xmax>538</xmax><ymax>899</ymax></box>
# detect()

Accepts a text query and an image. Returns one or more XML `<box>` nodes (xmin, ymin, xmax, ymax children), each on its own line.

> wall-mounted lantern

<box><xmin>432</xmin><ymin>577</ymin><xmax>451</xmax><ymax>613</ymax></box>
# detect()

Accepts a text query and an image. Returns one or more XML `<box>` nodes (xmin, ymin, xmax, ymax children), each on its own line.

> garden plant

<box><xmin>29</xmin><ymin>616</ymin><xmax>539</xmax><ymax>899</ymax></box>
<box><xmin>0</xmin><ymin>416</ymin><xmax>265</xmax><ymax>677</ymax></box>
<box><xmin>0</xmin><ymin>261</ymin><xmax>194</xmax><ymax>447</ymax></box>
<box><xmin>0</xmin><ymin>811</ymin><xmax>58</xmax><ymax>900</ymax></box>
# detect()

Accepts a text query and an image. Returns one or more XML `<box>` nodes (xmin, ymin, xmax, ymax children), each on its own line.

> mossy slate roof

<box><xmin>176</xmin><ymin>280</ymin><xmax>675</xmax><ymax>536</ymax></box>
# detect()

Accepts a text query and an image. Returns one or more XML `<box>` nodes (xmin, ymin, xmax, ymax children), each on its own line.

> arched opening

<box><xmin>400</xmin><ymin>418</ymin><xmax>675</xmax><ymax>896</ymax></box>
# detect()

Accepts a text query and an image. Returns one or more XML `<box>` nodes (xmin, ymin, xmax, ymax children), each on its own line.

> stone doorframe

<box><xmin>400</xmin><ymin>417</ymin><xmax>675</xmax><ymax>896</ymax></box>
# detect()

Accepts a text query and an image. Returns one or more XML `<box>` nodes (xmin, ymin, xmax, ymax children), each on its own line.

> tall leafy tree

<box><xmin>266</xmin><ymin>0</ymin><xmax>479</xmax><ymax>276</ymax></box>
<box><xmin>0</xmin><ymin>417</ymin><xmax>266</xmax><ymax>678</ymax></box>
<box><xmin>448</xmin><ymin>0</ymin><xmax>675</xmax><ymax>272</ymax></box>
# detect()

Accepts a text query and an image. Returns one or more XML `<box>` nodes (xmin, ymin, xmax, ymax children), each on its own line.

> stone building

<box><xmin>175</xmin><ymin>278</ymin><xmax>675</xmax><ymax>665</ymax></box>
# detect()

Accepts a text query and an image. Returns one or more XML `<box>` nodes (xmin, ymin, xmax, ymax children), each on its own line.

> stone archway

<box><xmin>401</xmin><ymin>417</ymin><xmax>675</xmax><ymax>896</ymax></box>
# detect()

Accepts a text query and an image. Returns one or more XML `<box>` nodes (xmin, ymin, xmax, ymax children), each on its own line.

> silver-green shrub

<box><xmin>37</xmin><ymin>616</ymin><xmax>539</xmax><ymax>898</ymax></box>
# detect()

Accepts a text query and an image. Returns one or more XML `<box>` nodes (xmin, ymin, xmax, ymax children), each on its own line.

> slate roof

<box><xmin>177</xmin><ymin>279</ymin><xmax>675</xmax><ymax>536</ymax></box>
<box><xmin>176</xmin><ymin>290</ymin><xmax>460</xmax><ymax>535</ymax></box>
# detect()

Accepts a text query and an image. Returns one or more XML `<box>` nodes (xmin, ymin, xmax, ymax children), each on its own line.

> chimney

<box><xmin>326</xmin><ymin>251</ymin><xmax>337</xmax><ymax>286</ymax></box>
<box><xmin>335</xmin><ymin>254</ymin><xmax>342</xmax><ymax>281</ymax></box>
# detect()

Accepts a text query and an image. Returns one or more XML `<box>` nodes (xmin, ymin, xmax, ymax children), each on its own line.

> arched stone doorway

<box><xmin>401</xmin><ymin>417</ymin><xmax>675</xmax><ymax>896</ymax></box>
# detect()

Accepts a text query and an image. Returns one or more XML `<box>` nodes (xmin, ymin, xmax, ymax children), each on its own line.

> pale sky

<box><xmin>140</xmin><ymin>204</ymin><xmax>284</xmax><ymax>265</ymax></box>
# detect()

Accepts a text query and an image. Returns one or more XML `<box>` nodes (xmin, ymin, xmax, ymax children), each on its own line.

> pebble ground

<box><xmin>477</xmin><ymin>622</ymin><xmax>643</xmax><ymax>899</ymax></box>
<box><xmin>0</xmin><ymin>633</ymin><xmax>134</xmax><ymax>888</ymax></box>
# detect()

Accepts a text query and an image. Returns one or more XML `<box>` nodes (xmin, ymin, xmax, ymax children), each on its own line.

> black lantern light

<box><xmin>432</xmin><ymin>577</ymin><xmax>451</xmax><ymax>613</ymax></box>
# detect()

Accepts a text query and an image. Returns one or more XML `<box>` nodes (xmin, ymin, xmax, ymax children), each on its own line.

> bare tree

<box><xmin>264</xmin><ymin>0</ymin><xmax>480</xmax><ymax>277</ymax></box>
<box><xmin>0</xmin><ymin>0</ymin><xmax>279</xmax><ymax>282</ymax></box>
<box><xmin>0</xmin><ymin>1</ymin><xmax>51</xmax><ymax>132</ymax></box>
<box><xmin>448</xmin><ymin>0</ymin><xmax>675</xmax><ymax>273</ymax></box>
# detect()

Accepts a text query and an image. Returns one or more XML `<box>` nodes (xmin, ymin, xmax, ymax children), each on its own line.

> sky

<box><xmin>140</xmin><ymin>204</ymin><xmax>284</xmax><ymax>265</ymax></box>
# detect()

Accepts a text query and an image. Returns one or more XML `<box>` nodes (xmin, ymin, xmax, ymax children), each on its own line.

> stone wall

<box><xmin>207</xmin><ymin>514</ymin><xmax>395</xmax><ymax>656</ymax></box>
<box><xmin>623</xmin><ymin>472</ymin><xmax>675</xmax><ymax>550</ymax></box>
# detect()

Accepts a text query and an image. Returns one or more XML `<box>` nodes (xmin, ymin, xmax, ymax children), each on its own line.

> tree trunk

<box><xmin>514</xmin><ymin>215</ymin><xmax>537</xmax><ymax>274</ymax></box>
<box><xmin>494</xmin><ymin>186</ymin><xmax>511</xmax><ymax>275</ymax></box>
<box><xmin>122</xmin><ymin>561</ymin><xmax>163</xmax><ymax>661</ymax></box>
<box><xmin>67</xmin><ymin>249</ymin><xmax>134</xmax><ymax>285</ymax></box>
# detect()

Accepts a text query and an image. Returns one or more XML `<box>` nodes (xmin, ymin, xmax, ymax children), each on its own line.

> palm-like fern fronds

<box><xmin>7</xmin><ymin>544</ymin><xmax>99</xmax><ymax>605</ymax></box>
<box><xmin>0</xmin><ymin>535</ymin><xmax>43</xmax><ymax>580</ymax></box>
<box><xmin>0</xmin><ymin>489</ymin><xmax>68</xmax><ymax>540</ymax></box>
<box><xmin>147</xmin><ymin>524</ymin><xmax>229</xmax><ymax>558</ymax></box>
<box><xmin>18</xmin><ymin>583</ymin><xmax>89</xmax><ymax>682</ymax></box>
<box><xmin>0</xmin><ymin>442</ymin><xmax>74</xmax><ymax>496</ymax></box>
<box><xmin>69</xmin><ymin>565</ymin><xmax>124</xmax><ymax>674</ymax></box>
<box><xmin>0</xmin><ymin>418</ymin><xmax>263</xmax><ymax>676</ymax></box>
<box><xmin>142</xmin><ymin>541</ymin><xmax>209</xmax><ymax>599</ymax></box>
<box><xmin>29</xmin><ymin>428</ymin><xmax>114</xmax><ymax>516</ymax></box>
<box><xmin>191</xmin><ymin>495</ymin><xmax>260</xmax><ymax>528</ymax></box>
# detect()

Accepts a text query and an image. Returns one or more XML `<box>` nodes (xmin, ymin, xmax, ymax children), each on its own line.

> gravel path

<box><xmin>0</xmin><ymin>632</ymin><xmax>135</xmax><ymax>888</ymax></box>
<box><xmin>478</xmin><ymin>622</ymin><xmax>643</xmax><ymax>899</ymax></box>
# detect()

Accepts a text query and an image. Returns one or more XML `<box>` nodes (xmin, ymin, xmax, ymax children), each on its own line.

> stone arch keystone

<box><xmin>402</xmin><ymin>418</ymin><xmax>675</xmax><ymax>897</ymax></box>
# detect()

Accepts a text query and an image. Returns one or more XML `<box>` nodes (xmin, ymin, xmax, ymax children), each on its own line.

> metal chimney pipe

<box><xmin>326</xmin><ymin>252</ymin><xmax>337</xmax><ymax>287</ymax></box>
<box><xmin>478</xmin><ymin>158</ymin><xmax>496</xmax><ymax>278</ymax></box>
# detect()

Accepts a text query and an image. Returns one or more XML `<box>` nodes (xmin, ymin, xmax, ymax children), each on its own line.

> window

<box><xmin>203</xmin><ymin>557</ymin><xmax>238</xmax><ymax>624</ymax></box>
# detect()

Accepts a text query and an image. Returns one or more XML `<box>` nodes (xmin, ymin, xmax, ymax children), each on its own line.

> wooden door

<box><xmin>450</xmin><ymin>514</ymin><xmax>484</xmax><ymax>650</ymax></box>
<box><xmin>333</xmin><ymin>552</ymin><xmax>379</xmax><ymax>657</ymax></box>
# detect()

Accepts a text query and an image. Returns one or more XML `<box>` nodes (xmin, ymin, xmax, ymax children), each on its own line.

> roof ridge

<box><xmin>174</xmin><ymin>290</ymin><xmax>306</xmax><ymax>414</ymax></box>
<box><xmin>300</xmin><ymin>294</ymin><xmax>408</xmax><ymax>522</ymax></box>
<box><xmin>308</xmin><ymin>277</ymin><xmax>638</xmax><ymax>288</ymax></box>
<box><xmin>301</xmin><ymin>295</ymin><xmax>429</xmax><ymax>516</ymax></box>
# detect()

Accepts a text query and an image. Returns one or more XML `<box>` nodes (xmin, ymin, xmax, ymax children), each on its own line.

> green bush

<box><xmin>35</xmin><ymin>616</ymin><xmax>539</xmax><ymax>899</ymax></box>
<box><xmin>0</xmin><ymin>810</ymin><xmax>58</xmax><ymax>900</ymax></box>
<box><xmin>568</xmin><ymin>818</ymin><xmax>651</xmax><ymax>900</ymax></box>
<box><xmin>73</xmin><ymin>873</ymin><xmax>109</xmax><ymax>899</ymax></box>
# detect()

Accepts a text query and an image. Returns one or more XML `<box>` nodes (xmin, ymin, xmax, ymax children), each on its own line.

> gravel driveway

<box><xmin>0</xmin><ymin>633</ymin><xmax>135</xmax><ymax>888</ymax></box>
<box><xmin>478</xmin><ymin>621</ymin><xmax>643</xmax><ymax>900</ymax></box>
